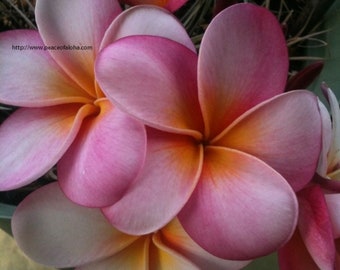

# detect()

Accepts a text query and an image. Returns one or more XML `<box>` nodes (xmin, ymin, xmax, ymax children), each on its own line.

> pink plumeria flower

<box><xmin>0</xmin><ymin>0</ymin><xmax>195</xmax><ymax>208</ymax></box>
<box><xmin>121</xmin><ymin>0</ymin><xmax>188</xmax><ymax>12</ymax></box>
<box><xmin>95</xmin><ymin>3</ymin><xmax>322</xmax><ymax>260</ymax></box>
<box><xmin>279</xmin><ymin>85</ymin><xmax>340</xmax><ymax>270</ymax></box>
<box><xmin>12</xmin><ymin>182</ymin><xmax>251</xmax><ymax>270</ymax></box>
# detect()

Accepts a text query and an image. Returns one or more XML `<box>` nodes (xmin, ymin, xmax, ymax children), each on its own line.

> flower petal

<box><xmin>151</xmin><ymin>233</ymin><xmax>200</xmax><ymax>270</ymax></box>
<box><xmin>214</xmin><ymin>91</ymin><xmax>322</xmax><ymax>191</ymax></box>
<box><xmin>0</xmin><ymin>104</ymin><xmax>96</xmax><ymax>190</ymax></box>
<box><xmin>278</xmin><ymin>230</ymin><xmax>320</xmax><ymax>270</ymax></box>
<box><xmin>159</xmin><ymin>219</ymin><xmax>251</xmax><ymax>270</ymax></box>
<box><xmin>297</xmin><ymin>185</ymin><xmax>336</xmax><ymax>270</ymax></box>
<box><xmin>322</xmin><ymin>85</ymin><xmax>340</xmax><ymax>173</ymax></box>
<box><xmin>179</xmin><ymin>147</ymin><xmax>298</xmax><ymax>260</ymax></box>
<box><xmin>198</xmin><ymin>3</ymin><xmax>288</xmax><ymax>138</ymax></box>
<box><xmin>35</xmin><ymin>0</ymin><xmax>121</xmax><ymax>93</ymax></box>
<box><xmin>102</xmin><ymin>128</ymin><xmax>203</xmax><ymax>235</ymax></box>
<box><xmin>58</xmin><ymin>99</ymin><xmax>146</xmax><ymax>207</ymax></box>
<box><xmin>78</xmin><ymin>237</ymin><xmax>149</xmax><ymax>270</ymax></box>
<box><xmin>0</xmin><ymin>30</ymin><xmax>92</xmax><ymax>107</ymax></box>
<box><xmin>317</xmin><ymin>98</ymin><xmax>332</xmax><ymax>176</ymax></box>
<box><xmin>325</xmin><ymin>193</ymin><xmax>340</xmax><ymax>239</ymax></box>
<box><xmin>12</xmin><ymin>183</ymin><xmax>138</xmax><ymax>268</ymax></box>
<box><xmin>96</xmin><ymin>36</ymin><xmax>203</xmax><ymax>138</ymax></box>
<box><xmin>0</xmin><ymin>227</ymin><xmax>54</xmax><ymax>270</ymax></box>
<box><xmin>101</xmin><ymin>5</ymin><xmax>195</xmax><ymax>52</ymax></box>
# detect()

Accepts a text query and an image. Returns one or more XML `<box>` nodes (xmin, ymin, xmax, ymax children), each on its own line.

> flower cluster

<box><xmin>278</xmin><ymin>84</ymin><xmax>340</xmax><ymax>270</ymax></box>
<box><xmin>0</xmin><ymin>0</ymin><xmax>339</xmax><ymax>269</ymax></box>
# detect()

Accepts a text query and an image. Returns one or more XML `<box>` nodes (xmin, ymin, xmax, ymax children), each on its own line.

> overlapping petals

<box><xmin>96</xmin><ymin>35</ymin><xmax>203</xmax><ymax>137</ymax></box>
<box><xmin>179</xmin><ymin>147</ymin><xmax>298</xmax><ymax>259</ymax></box>
<box><xmin>0</xmin><ymin>0</ymin><xmax>197</xmax><ymax>212</ymax></box>
<box><xmin>279</xmin><ymin>86</ymin><xmax>340</xmax><ymax>269</ymax></box>
<box><xmin>12</xmin><ymin>183</ymin><xmax>250</xmax><ymax>270</ymax></box>
<box><xmin>0</xmin><ymin>0</ymin><xmax>147</xmax><ymax>203</ymax></box>
<box><xmin>278</xmin><ymin>230</ymin><xmax>321</xmax><ymax>270</ymax></box>
<box><xmin>102</xmin><ymin>128</ymin><xmax>203</xmax><ymax>234</ymax></box>
<box><xmin>2</xmin><ymin>0</ymin><xmax>324</xmax><ymax>265</ymax></box>
<box><xmin>12</xmin><ymin>183</ymin><xmax>138</xmax><ymax>268</ymax></box>
<box><xmin>279</xmin><ymin>185</ymin><xmax>339</xmax><ymax>270</ymax></box>
<box><xmin>58</xmin><ymin>100</ymin><xmax>146</xmax><ymax>207</ymax></box>
<box><xmin>160</xmin><ymin>219</ymin><xmax>251</xmax><ymax>269</ymax></box>
<box><xmin>297</xmin><ymin>186</ymin><xmax>336</xmax><ymax>270</ymax></box>
<box><xmin>0</xmin><ymin>30</ymin><xmax>92</xmax><ymax>106</ymax></box>
<box><xmin>215</xmin><ymin>91</ymin><xmax>322</xmax><ymax>191</ymax></box>
<box><xmin>35</xmin><ymin>0</ymin><xmax>122</xmax><ymax>94</ymax></box>
<box><xmin>96</xmin><ymin>3</ymin><xmax>322</xmax><ymax>259</ymax></box>
<box><xmin>0</xmin><ymin>104</ymin><xmax>95</xmax><ymax>190</ymax></box>
<box><xmin>100</xmin><ymin>5</ymin><xmax>196</xmax><ymax>52</ymax></box>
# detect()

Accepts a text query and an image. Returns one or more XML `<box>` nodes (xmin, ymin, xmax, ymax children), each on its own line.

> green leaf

<box><xmin>243</xmin><ymin>253</ymin><xmax>279</xmax><ymax>270</ymax></box>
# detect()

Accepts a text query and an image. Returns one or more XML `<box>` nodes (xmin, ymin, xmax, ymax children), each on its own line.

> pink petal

<box><xmin>101</xmin><ymin>5</ymin><xmax>195</xmax><ymax>52</ymax></box>
<box><xmin>58</xmin><ymin>99</ymin><xmax>146</xmax><ymax>207</ymax></box>
<box><xmin>297</xmin><ymin>185</ymin><xmax>336</xmax><ymax>270</ymax></box>
<box><xmin>35</xmin><ymin>0</ymin><xmax>121</xmax><ymax>93</ymax></box>
<box><xmin>12</xmin><ymin>183</ymin><xmax>138</xmax><ymax>268</ymax></box>
<box><xmin>198</xmin><ymin>3</ymin><xmax>288</xmax><ymax>138</ymax></box>
<box><xmin>121</xmin><ymin>0</ymin><xmax>188</xmax><ymax>12</ymax></box>
<box><xmin>325</xmin><ymin>194</ymin><xmax>340</xmax><ymax>239</ymax></box>
<box><xmin>102</xmin><ymin>128</ymin><xmax>203</xmax><ymax>235</ymax></box>
<box><xmin>0</xmin><ymin>30</ymin><xmax>92</xmax><ymax>107</ymax></box>
<box><xmin>214</xmin><ymin>91</ymin><xmax>322</xmax><ymax>191</ymax></box>
<box><xmin>278</xmin><ymin>230</ymin><xmax>320</xmax><ymax>270</ymax></box>
<box><xmin>159</xmin><ymin>218</ymin><xmax>251</xmax><ymax>270</ymax></box>
<box><xmin>179</xmin><ymin>147</ymin><xmax>298</xmax><ymax>260</ymax></box>
<box><xmin>96</xmin><ymin>36</ymin><xmax>203</xmax><ymax>139</ymax></box>
<box><xmin>0</xmin><ymin>104</ymin><xmax>96</xmax><ymax>190</ymax></box>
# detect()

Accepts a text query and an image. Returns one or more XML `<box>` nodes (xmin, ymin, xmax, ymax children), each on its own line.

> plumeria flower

<box><xmin>121</xmin><ymin>0</ymin><xmax>188</xmax><ymax>12</ymax></box>
<box><xmin>278</xmin><ymin>85</ymin><xmax>340</xmax><ymax>270</ymax></box>
<box><xmin>95</xmin><ymin>3</ymin><xmax>322</xmax><ymax>260</ymax></box>
<box><xmin>11</xmin><ymin>182</ymin><xmax>251</xmax><ymax>270</ymax></box>
<box><xmin>0</xmin><ymin>0</ymin><xmax>195</xmax><ymax>207</ymax></box>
